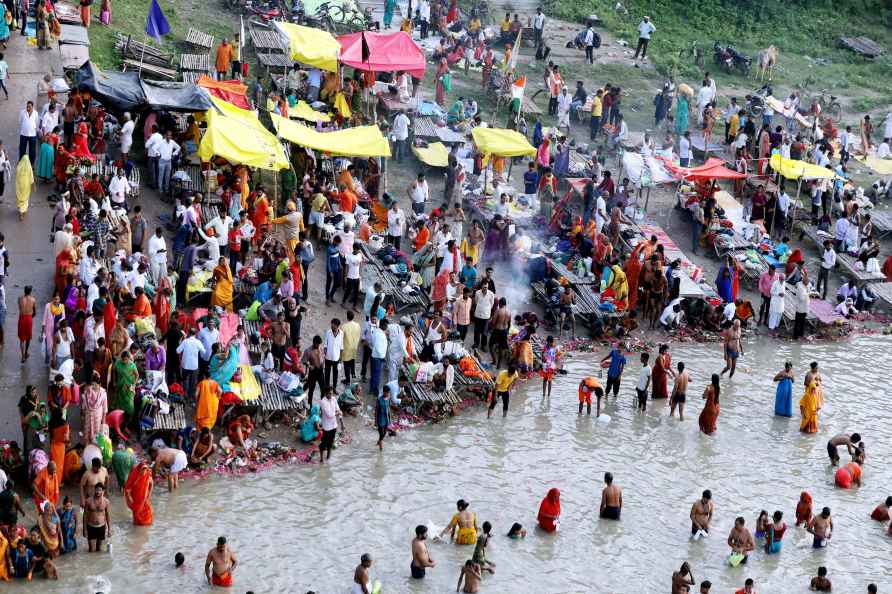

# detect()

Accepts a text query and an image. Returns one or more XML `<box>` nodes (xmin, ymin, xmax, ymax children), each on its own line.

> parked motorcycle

<box><xmin>566</xmin><ymin>29</ymin><xmax>601</xmax><ymax>50</ymax></box>
<box><xmin>744</xmin><ymin>84</ymin><xmax>772</xmax><ymax>117</ymax></box>
<box><xmin>713</xmin><ymin>41</ymin><xmax>751</xmax><ymax>76</ymax></box>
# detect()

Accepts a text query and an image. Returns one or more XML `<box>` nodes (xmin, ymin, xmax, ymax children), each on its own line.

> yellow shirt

<box><xmin>469</xmin><ymin>18</ymin><xmax>481</xmax><ymax>32</ymax></box>
<box><xmin>341</xmin><ymin>320</ymin><xmax>361</xmax><ymax>362</ymax></box>
<box><xmin>495</xmin><ymin>370</ymin><xmax>518</xmax><ymax>392</ymax></box>
<box><xmin>591</xmin><ymin>96</ymin><xmax>602</xmax><ymax>117</ymax></box>
<box><xmin>729</xmin><ymin>113</ymin><xmax>740</xmax><ymax>137</ymax></box>
<box><xmin>500</xmin><ymin>19</ymin><xmax>511</xmax><ymax>33</ymax></box>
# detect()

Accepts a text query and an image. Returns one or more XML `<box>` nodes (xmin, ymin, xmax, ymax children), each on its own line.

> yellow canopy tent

<box><xmin>271</xmin><ymin>113</ymin><xmax>391</xmax><ymax>157</ymax></box>
<box><xmin>471</xmin><ymin>127</ymin><xmax>536</xmax><ymax>157</ymax></box>
<box><xmin>199</xmin><ymin>97</ymin><xmax>289</xmax><ymax>170</ymax></box>
<box><xmin>769</xmin><ymin>154</ymin><xmax>836</xmax><ymax>180</ymax></box>
<box><xmin>290</xmin><ymin>100</ymin><xmax>332</xmax><ymax>123</ymax></box>
<box><xmin>412</xmin><ymin>142</ymin><xmax>449</xmax><ymax>167</ymax></box>
<box><xmin>856</xmin><ymin>155</ymin><xmax>892</xmax><ymax>175</ymax></box>
<box><xmin>273</xmin><ymin>22</ymin><xmax>340</xmax><ymax>73</ymax></box>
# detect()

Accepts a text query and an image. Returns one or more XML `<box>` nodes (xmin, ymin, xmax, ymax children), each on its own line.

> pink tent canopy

<box><xmin>337</xmin><ymin>31</ymin><xmax>426</xmax><ymax>79</ymax></box>
<box><xmin>660</xmin><ymin>157</ymin><xmax>747</xmax><ymax>181</ymax></box>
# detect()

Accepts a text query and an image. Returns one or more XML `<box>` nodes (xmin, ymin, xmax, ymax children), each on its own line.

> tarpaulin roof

<box><xmin>769</xmin><ymin>154</ymin><xmax>837</xmax><ymax>180</ymax></box>
<box><xmin>856</xmin><ymin>155</ymin><xmax>892</xmax><ymax>175</ymax></box>
<box><xmin>273</xmin><ymin>22</ymin><xmax>339</xmax><ymax>73</ymax></box>
<box><xmin>661</xmin><ymin>157</ymin><xmax>746</xmax><ymax>181</ymax></box>
<box><xmin>196</xmin><ymin>76</ymin><xmax>250</xmax><ymax>110</ymax></box>
<box><xmin>76</xmin><ymin>61</ymin><xmax>144</xmax><ymax>113</ymax></box>
<box><xmin>290</xmin><ymin>100</ymin><xmax>331</xmax><ymax>123</ymax></box>
<box><xmin>471</xmin><ymin>127</ymin><xmax>536</xmax><ymax>158</ymax></box>
<box><xmin>338</xmin><ymin>31</ymin><xmax>426</xmax><ymax>78</ymax></box>
<box><xmin>199</xmin><ymin>97</ymin><xmax>289</xmax><ymax>171</ymax></box>
<box><xmin>271</xmin><ymin>114</ymin><xmax>391</xmax><ymax>157</ymax></box>
<box><xmin>141</xmin><ymin>80</ymin><xmax>214</xmax><ymax>112</ymax></box>
<box><xmin>412</xmin><ymin>142</ymin><xmax>449</xmax><ymax>167</ymax></box>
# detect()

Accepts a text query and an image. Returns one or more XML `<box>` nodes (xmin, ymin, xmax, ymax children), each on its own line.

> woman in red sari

<box><xmin>651</xmin><ymin>344</ymin><xmax>673</xmax><ymax>400</ymax></box>
<box><xmin>624</xmin><ymin>243</ymin><xmax>644</xmax><ymax>311</ymax></box>
<box><xmin>153</xmin><ymin>287</ymin><xmax>171</xmax><ymax>336</ymax></box>
<box><xmin>537</xmin><ymin>488</ymin><xmax>561</xmax><ymax>533</ymax></box>
<box><xmin>435</xmin><ymin>58</ymin><xmax>449</xmax><ymax>107</ymax></box>
<box><xmin>123</xmin><ymin>461</ymin><xmax>154</xmax><ymax>526</ymax></box>
<box><xmin>698</xmin><ymin>373</ymin><xmax>721</xmax><ymax>435</ymax></box>
<box><xmin>54</xmin><ymin>248</ymin><xmax>76</xmax><ymax>296</ymax></box>
<box><xmin>446</xmin><ymin>0</ymin><xmax>458</xmax><ymax>23</ymax></box>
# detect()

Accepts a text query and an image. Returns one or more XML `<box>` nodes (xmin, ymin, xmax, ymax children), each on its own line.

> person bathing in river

<box><xmin>670</xmin><ymin>361</ymin><xmax>690</xmax><ymax>420</ymax></box>
<box><xmin>577</xmin><ymin>376</ymin><xmax>603</xmax><ymax>416</ymax></box>
<box><xmin>727</xmin><ymin>517</ymin><xmax>755</xmax><ymax>564</ymax></box>
<box><xmin>826</xmin><ymin>433</ymin><xmax>861</xmax><ymax>465</ymax></box>
<box><xmin>410</xmin><ymin>525</ymin><xmax>435</xmax><ymax>579</ymax></box>
<box><xmin>456</xmin><ymin>560</ymin><xmax>482</xmax><ymax>594</ymax></box>
<box><xmin>537</xmin><ymin>488</ymin><xmax>561</xmax><ymax>533</ymax></box>
<box><xmin>808</xmin><ymin>506</ymin><xmax>833</xmax><ymax>548</ymax></box>
<box><xmin>148</xmin><ymin>446</ymin><xmax>188</xmax><ymax>491</ymax></box>
<box><xmin>599</xmin><ymin>472</ymin><xmax>622</xmax><ymax>520</ymax></box>
<box><xmin>690</xmin><ymin>490</ymin><xmax>714</xmax><ymax>537</ymax></box>
<box><xmin>870</xmin><ymin>496</ymin><xmax>892</xmax><ymax>522</ymax></box>
<box><xmin>441</xmin><ymin>499</ymin><xmax>478</xmax><ymax>545</ymax></box>
<box><xmin>720</xmin><ymin>319</ymin><xmax>743</xmax><ymax>378</ymax></box>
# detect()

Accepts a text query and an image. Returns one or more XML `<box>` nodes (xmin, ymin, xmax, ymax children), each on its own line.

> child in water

<box><xmin>754</xmin><ymin>510</ymin><xmax>769</xmax><ymax>539</ymax></box>
<box><xmin>506</xmin><ymin>523</ymin><xmax>526</xmax><ymax>539</ymax></box>
<box><xmin>59</xmin><ymin>496</ymin><xmax>77</xmax><ymax>554</ymax></box>
<box><xmin>175</xmin><ymin>552</ymin><xmax>185</xmax><ymax>568</ymax></box>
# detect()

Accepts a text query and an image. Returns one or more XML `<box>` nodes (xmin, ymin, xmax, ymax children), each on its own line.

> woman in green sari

<box><xmin>675</xmin><ymin>94</ymin><xmax>690</xmax><ymax>135</ymax></box>
<box><xmin>110</xmin><ymin>350</ymin><xmax>139</xmax><ymax>420</ymax></box>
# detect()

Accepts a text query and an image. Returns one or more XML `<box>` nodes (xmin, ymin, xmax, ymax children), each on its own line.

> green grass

<box><xmin>88</xmin><ymin>0</ymin><xmax>245</xmax><ymax>72</ymax></box>
<box><xmin>551</xmin><ymin>0</ymin><xmax>892</xmax><ymax>123</ymax></box>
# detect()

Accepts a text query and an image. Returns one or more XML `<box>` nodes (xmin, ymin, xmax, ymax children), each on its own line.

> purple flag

<box><xmin>145</xmin><ymin>0</ymin><xmax>171</xmax><ymax>42</ymax></box>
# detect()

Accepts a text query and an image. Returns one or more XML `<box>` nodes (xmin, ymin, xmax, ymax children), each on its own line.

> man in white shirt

<box><xmin>472</xmin><ymin>285</ymin><xmax>495</xmax><ymax>349</ymax></box>
<box><xmin>53</xmin><ymin>223</ymin><xmax>75</xmax><ymax>258</ymax></box>
<box><xmin>594</xmin><ymin>192</ymin><xmax>608</xmax><ymax>234</ymax></box>
<box><xmin>878</xmin><ymin>139</ymin><xmax>892</xmax><ymax>159</ymax></box>
<box><xmin>83</xmin><ymin>311</ymin><xmax>105</xmax><ymax>376</ymax></box>
<box><xmin>776</xmin><ymin>189</ymin><xmax>790</xmax><ymax>233</ymax></box>
<box><xmin>19</xmin><ymin>101</ymin><xmax>39</xmax><ymax>164</ymax></box>
<box><xmin>418</xmin><ymin>0</ymin><xmax>430</xmax><ymax>38</ymax></box>
<box><xmin>817</xmin><ymin>240</ymin><xmax>836</xmax><ymax>300</ymax></box>
<box><xmin>834</xmin><ymin>213</ymin><xmax>849</xmax><ymax>252</ymax></box>
<box><xmin>147</xmin><ymin>227</ymin><xmax>168</xmax><ymax>284</ymax></box>
<box><xmin>343</xmin><ymin>243</ymin><xmax>364</xmax><ymax>308</ymax></box>
<box><xmin>635</xmin><ymin>352</ymin><xmax>651</xmax><ymax>411</ymax></box>
<box><xmin>78</xmin><ymin>245</ymin><xmax>100</xmax><ymax>286</ymax></box>
<box><xmin>679</xmin><ymin>131</ymin><xmax>692</xmax><ymax>167</ymax></box>
<box><xmin>633</xmin><ymin>16</ymin><xmax>656</xmax><ymax>61</ymax></box>
<box><xmin>392</xmin><ymin>112</ymin><xmax>410</xmax><ymax>162</ymax></box>
<box><xmin>317</xmin><ymin>388</ymin><xmax>342</xmax><ymax>463</ymax></box>
<box><xmin>659</xmin><ymin>301</ymin><xmax>683</xmax><ymax>330</ymax></box>
<box><xmin>407</xmin><ymin>173</ymin><xmax>429</xmax><ymax>216</ymax></box>
<box><xmin>144</xmin><ymin>124</ymin><xmax>163</xmax><ymax>189</ymax></box>
<box><xmin>125</xmin><ymin>263</ymin><xmax>148</xmax><ymax>295</ymax></box>
<box><xmin>369</xmin><ymin>318</ymin><xmax>389</xmax><ymax>395</ymax></box>
<box><xmin>176</xmin><ymin>327</ymin><xmax>207</xmax><ymax>398</ymax></box>
<box><xmin>205</xmin><ymin>213</ymin><xmax>233</xmax><ymax>252</ymax></box>
<box><xmin>583</xmin><ymin>25</ymin><xmax>596</xmax><ymax>64</ymax></box>
<box><xmin>40</xmin><ymin>102</ymin><xmax>59</xmax><ymax>137</ymax></box>
<box><xmin>157</xmin><ymin>131</ymin><xmax>181</xmax><ymax>194</ymax></box>
<box><xmin>86</xmin><ymin>278</ymin><xmax>102</xmax><ymax>313</ymax></box>
<box><xmin>386</xmin><ymin>201</ymin><xmax>405</xmax><ymax>250</ymax></box>
<box><xmin>108</xmin><ymin>169</ymin><xmax>131</xmax><ymax>211</ymax></box>
<box><xmin>533</xmin><ymin>8</ymin><xmax>546</xmax><ymax>48</ymax></box>
<box><xmin>324</xmin><ymin>318</ymin><xmax>344</xmax><ymax>387</ymax></box>
<box><xmin>119</xmin><ymin>112</ymin><xmax>136</xmax><ymax>159</ymax></box>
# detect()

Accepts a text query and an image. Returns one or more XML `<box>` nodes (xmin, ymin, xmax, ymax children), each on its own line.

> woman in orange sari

<box><xmin>537</xmin><ymin>488</ymin><xmax>561</xmax><ymax>533</ymax></box>
<box><xmin>211</xmin><ymin>257</ymin><xmax>234</xmax><ymax>311</ymax></box>
<box><xmin>54</xmin><ymin>249</ymin><xmax>76</xmax><ymax>296</ymax></box>
<box><xmin>153</xmin><ymin>286</ymin><xmax>172</xmax><ymax>335</ymax></box>
<box><xmin>123</xmin><ymin>461</ymin><xmax>154</xmax><ymax>526</ymax></box>
<box><xmin>698</xmin><ymin>373</ymin><xmax>721</xmax><ymax>435</ymax></box>
<box><xmin>623</xmin><ymin>243</ymin><xmax>644</xmax><ymax>311</ymax></box>
<box><xmin>799</xmin><ymin>381</ymin><xmax>819</xmax><ymax>434</ymax></box>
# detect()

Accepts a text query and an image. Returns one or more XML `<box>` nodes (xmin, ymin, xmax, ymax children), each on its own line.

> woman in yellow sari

<box><xmin>38</xmin><ymin>502</ymin><xmax>62</xmax><ymax>558</ymax></box>
<box><xmin>608</xmin><ymin>265</ymin><xmax>629</xmax><ymax>307</ymax></box>
<box><xmin>440</xmin><ymin>499</ymin><xmax>478</xmax><ymax>545</ymax></box>
<box><xmin>799</xmin><ymin>381</ymin><xmax>819</xmax><ymax>434</ymax></box>
<box><xmin>16</xmin><ymin>155</ymin><xmax>34</xmax><ymax>221</ymax></box>
<box><xmin>211</xmin><ymin>257</ymin><xmax>234</xmax><ymax>311</ymax></box>
<box><xmin>0</xmin><ymin>529</ymin><xmax>10</xmax><ymax>581</ymax></box>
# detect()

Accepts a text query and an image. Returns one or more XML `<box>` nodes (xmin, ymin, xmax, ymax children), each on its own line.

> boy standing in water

<box><xmin>455</xmin><ymin>560</ymin><xmax>482</xmax><ymax>593</ymax></box>
<box><xmin>489</xmin><ymin>365</ymin><xmax>519</xmax><ymax>418</ymax></box>
<box><xmin>670</xmin><ymin>361</ymin><xmax>690</xmax><ymax>420</ymax></box>
<box><xmin>636</xmin><ymin>352</ymin><xmax>651</xmax><ymax>412</ymax></box>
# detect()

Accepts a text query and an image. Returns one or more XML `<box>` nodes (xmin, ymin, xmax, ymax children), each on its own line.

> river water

<box><xmin>12</xmin><ymin>334</ymin><xmax>892</xmax><ymax>594</ymax></box>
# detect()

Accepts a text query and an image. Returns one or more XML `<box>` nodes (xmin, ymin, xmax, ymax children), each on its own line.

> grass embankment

<box><xmin>88</xmin><ymin>0</ymin><xmax>245</xmax><ymax>72</ymax></box>
<box><xmin>552</xmin><ymin>0</ymin><xmax>892</xmax><ymax>124</ymax></box>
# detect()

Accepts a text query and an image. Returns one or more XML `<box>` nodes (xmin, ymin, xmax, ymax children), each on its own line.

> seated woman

<box><xmin>189</xmin><ymin>427</ymin><xmax>217</xmax><ymax>467</ymax></box>
<box><xmin>338</xmin><ymin>384</ymin><xmax>363</xmax><ymax>416</ymax></box>
<box><xmin>226</xmin><ymin>415</ymin><xmax>255</xmax><ymax>450</ymax></box>
<box><xmin>299</xmin><ymin>404</ymin><xmax>322</xmax><ymax>443</ymax></box>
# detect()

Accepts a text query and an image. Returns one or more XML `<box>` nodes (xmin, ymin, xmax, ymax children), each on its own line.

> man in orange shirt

<box><xmin>128</xmin><ymin>287</ymin><xmax>152</xmax><ymax>321</ymax></box>
<box><xmin>413</xmin><ymin>221</ymin><xmax>430</xmax><ymax>252</ymax></box>
<box><xmin>337</xmin><ymin>184</ymin><xmax>358</xmax><ymax>214</ymax></box>
<box><xmin>215</xmin><ymin>39</ymin><xmax>234</xmax><ymax>81</ymax></box>
<box><xmin>33</xmin><ymin>461</ymin><xmax>61</xmax><ymax>509</ymax></box>
<box><xmin>250</xmin><ymin>188</ymin><xmax>271</xmax><ymax>242</ymax></box>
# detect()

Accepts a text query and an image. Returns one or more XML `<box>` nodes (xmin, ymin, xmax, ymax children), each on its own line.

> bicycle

<box><xmin>809</xmin><ymin>89</ymin><xmax>842</xmax><ymax>122</ymax></box>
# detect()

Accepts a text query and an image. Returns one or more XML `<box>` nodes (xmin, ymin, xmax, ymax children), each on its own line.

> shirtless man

<box><xmin>79</xmin><ymin>458</ymin><xmax>109</xmax><ymax>508</ymax></box>
<box><xmin>727</xmin><ymin>517</ymin><xmax>755</xmax><ymax>562</ymax></box>
<box><xmin>148</xmin><ymin>446</ymin><xmax>189</xmax><ymax>491</ymax></box>
<box><xmin>672</xmin><ymin>562</ymin><xmax>696</xmax><ymax>594</ymax></box>
<box><xmin>599</xmin><ymin>472</ymin><xmax>622</xmax><ymax>520</ymax></box>
<box><xmin>352</xmin><ymin>553</ymin><xmax>373</xmax><ymax>594</ymax></box>
<box><xmin>410</xmin><ymin>525</ymin><xmax>435</xmax><ymax>579</ymax></box>
<box><xmin>808</xmin><ymin>506</ymin><xmax>833</xmax><ymax>548</ymax></box>
<box><xmin>826</xmin><ymin>433</ymin><xmax>860</xmax><ymax>465</ymax></box>
<box><xmin>670</xmin><ymin>361</ymin><xmax>691</xmax><ymax>420</ymax></box>
<box><xmin>17</xmin><ymin>286</ymin><xmax>37</xmax><ymax>363</ymax></box>
<box><xmin>720</xmin><ymin>319</ymin><xmax>743</xmax><ymax>378</ymax></box>
<box><xmin>489</xmin><ymin>297</ymin><xmax>512</xmax><ymax>368</ymax></box>
<box><xmin>82</xmin><ymin>483</ymin><xmax>111</xmax><ymax>552</ymax></box>
<box><xmin>205</xmin><ymin>536</ymin><xmax>238</xmax><ymax>587</ymax></box>
<box><xmin>455</xmin><ymin>560</ymin><xmax>483</xmax><ymax>594</ymax></box>
<box><xmin>690</xmin><ymin>489</ymin><xmax>714</xmax><ymax>536</ymax></box>
<box><xmin>557</xmin><ymin>287</ymin><xmax>576</xmax><ymax>340</ymax></box>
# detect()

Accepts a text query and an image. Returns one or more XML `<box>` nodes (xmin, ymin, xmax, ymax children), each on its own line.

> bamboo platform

<box><xmin>257</xmin><ymin>52</ymin><xmax>291</xmax><ymax>69</ymax></box>
<box><xmin>152</xmin><ymin>401</ymin><xmax>187</xmax><ymax>431</ymax></box>
<box><xmin>250</xmin><ymin>28</ymin><xmax>285</xmax><ymax>51</ymax></box>
<box><xmin>122</xmin><ymin>59</ymin><xmax>177</xmax><ymax>81</ymax></box>
<box><xmin>180</xmin><ymin>53</ymin><xmax>211</xmax><ymax>72</ymax></box>
<box><xmin>116</xmin><ymin>34</ymin><xmax>173</xmax><ymax>68</ymax></box>
<box><xmin>186</xmin><ymin>27</ymin><xmax>215</xmax><ymax>50</ymax></box>
<box><xmin>837</xmin><ymin>253</ymin><xmax>886</xmax><ymax>283</ymax></box>
<box><xmin>404</xmin><ymin>381</ymin><xmax>461</xmax><ymax>405</ymax></box>
<box><xmin>243</xmin><ymin>319</ymin><xmax>263</xmax><ymax>355</ymax></box>
<box><xmin>871</xmin><ymin>282</ymin><xmax>892</xmax><ymax>309</ymax></box>
<box><xmin>257</xmin><ymin>381</ymin><xmax>306</xmax><ymax>412</ymax></box>
<box><xmin>358</xmin><ymin>243</ymin><xmax>430</xmax><ymax>312</ymax></box>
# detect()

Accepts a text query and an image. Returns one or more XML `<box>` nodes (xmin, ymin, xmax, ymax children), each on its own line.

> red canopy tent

<box><xmin>197</xmin><ymin>76</ymin><xmax>251</xmax><ymax>111</ymax></box>
<box><xmin>337</xmin><ymin>31</ymin><xmax>426</xmax><ymax>79</ymax></box>
<box><xmin>660</xmin><ymin>157</ymin><xmax>746</xmax><ymax>181</ymax></box>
